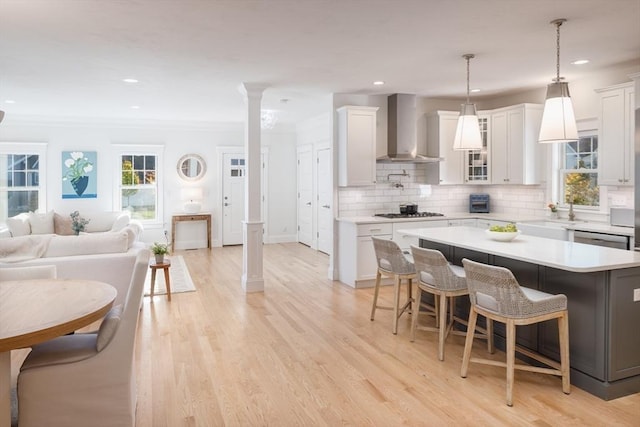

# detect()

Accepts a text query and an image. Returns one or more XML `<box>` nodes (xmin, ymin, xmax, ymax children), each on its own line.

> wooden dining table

<box><xmin>0</xmin><ymin>279</ymin><xmax>116</xmax><ymax>427</ymax></box>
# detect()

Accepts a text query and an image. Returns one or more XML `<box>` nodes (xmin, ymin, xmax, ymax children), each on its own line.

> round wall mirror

<box><xmin>177</xmin><ymin>154</ymin><xmax>206</xmax><ymax>181</ymax></box>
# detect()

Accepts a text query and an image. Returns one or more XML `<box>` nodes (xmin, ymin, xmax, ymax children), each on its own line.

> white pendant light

<box><xmin>453</xmin><ymin>54</ymin><xmax>482</xmax><ymax>151</ymax></box>
<box><xmin>538</xmin><ymin>18</ymin><xmax>578</xmax><ymax>144</ymax></box>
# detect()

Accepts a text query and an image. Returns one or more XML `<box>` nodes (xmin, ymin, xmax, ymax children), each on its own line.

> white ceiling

<box><xmin>0</xmin><ymin>0</ymin><xmax>639</xmax><ymax>126</ymax></box>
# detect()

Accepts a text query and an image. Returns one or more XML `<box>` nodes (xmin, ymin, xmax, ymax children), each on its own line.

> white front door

<box><xmin>222</xmin><ymin>153</ymin><xmax>245</xmax><ymax>245</ymax></box>
<box><xmin>297</xmin><ymin>148</ymin><xmax>313</xmax><ymax>247</ymax></box>
<box><xmin>316</xmin><ymin>147</ymin><xmax>332</xmax><ymax>255</ymax></box>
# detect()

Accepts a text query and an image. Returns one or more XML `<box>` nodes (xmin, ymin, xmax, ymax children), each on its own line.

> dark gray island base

<box><xmin>414</xmin><ymin>232</ymin><xmax>640</xmax><ymax>400</ymax></box>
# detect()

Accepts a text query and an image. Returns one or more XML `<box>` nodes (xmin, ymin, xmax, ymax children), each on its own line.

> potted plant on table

<box><xmin>150</xmin><ymin>242</ymin><xmax>170</xmax><ymax>264</ymax></box>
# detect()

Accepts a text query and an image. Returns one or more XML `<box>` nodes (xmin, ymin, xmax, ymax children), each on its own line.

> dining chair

<box><xmin>410</xmin><ymin>246</ymin><xmax>492</xmax><ymax>361</ymax></box>
<box><xmin>17</xmin><ymin>249</ymin><xmax>150</xmax><ymax>427</ymax></box>
<box><xmin>370</xmin><ymin>237</ymin><xmax>415</xmax><ymax>334</ymax></box>
<box><xmin>460</xmin><ymin>258</ymin><xmax>570</xmax><ymax>406</ymax></box>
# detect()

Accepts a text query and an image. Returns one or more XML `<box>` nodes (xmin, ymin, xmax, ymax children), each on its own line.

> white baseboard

<box><xmin>264</xmin><ymin>234</ymin><xmax>297</xmax><ymax>244</ymax></box>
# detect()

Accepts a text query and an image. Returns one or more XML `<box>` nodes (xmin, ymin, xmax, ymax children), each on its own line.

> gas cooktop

<box><xmin>375</xmin><ymin>212</ymin><xmax>445</xmax><ymax>219</ymax></box>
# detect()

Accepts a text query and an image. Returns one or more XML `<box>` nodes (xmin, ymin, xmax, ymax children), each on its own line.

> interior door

<box><xmin>316</xmin><ymin>147</ymin><xmax>332</xmax><ymax>255</ymax></box>
<box><xmin>222</xmin><ymin>153</ymin><xmax>245</xmax><ymax>245</ymax></box>
<box><xmin>297</xmin><ymin>148</ymin><xmax>313</xmax><ymax>247</ymax></box>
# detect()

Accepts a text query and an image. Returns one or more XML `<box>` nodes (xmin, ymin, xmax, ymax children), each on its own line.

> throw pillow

<box><xmin>96</xmin><ymin>304</ymin><xmax>123</xmax><ymax>351</ymax></box>
<box><xmin>6</xmin><ymin>213</ymin><xmax>31</xmax><ymax>237</ymax></box>
<box><xmin>28</xmin><ymin>210</ymin><xmax>55</xmax><ymax>235</ymax></box>
<box><xmin>44</xmin><ymin>232</ymin><xmax>129</xmax><ymax>257</ymax></box>
<box><xmin>110</xmin><ymin>212</ymin><xmax>131</xmax><ymax>232</ymax></box>
<box><xmin>53</xmin><ymin>213</ymin><xmax>74</xmax><ymax>235</ymax></box>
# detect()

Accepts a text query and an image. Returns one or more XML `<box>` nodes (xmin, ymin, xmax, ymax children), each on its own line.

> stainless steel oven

<box><xmin>574</xmin><ymin>230</ymin><xmax>630</xmax><ymax>250</ymax></box>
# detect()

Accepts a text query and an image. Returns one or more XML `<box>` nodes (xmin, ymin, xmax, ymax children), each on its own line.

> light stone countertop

<box><xmin>337</xmin><ymin>213</ymin><xmax>635</xmax><ymax>238</ymax></box>
<box><xmin>336</xmin><ymin>213</ymin><xmax>529</xmax><ymax>225</ymax></box>
<box><xmin>398</xmin><ymin>226</ymin><xmax>640</xmax><ymax>273</ymax></box>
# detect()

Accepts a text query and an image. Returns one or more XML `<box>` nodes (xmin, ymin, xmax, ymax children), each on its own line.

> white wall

<box><xmin>0</xmin><ymin>118</ymin><xmax>298</xmax><ymax>247</ymax></box>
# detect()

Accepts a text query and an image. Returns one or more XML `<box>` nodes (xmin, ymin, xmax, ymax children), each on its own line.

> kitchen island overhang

<box><xmin>397</xmin><ymin>226</ymin><xmax>640</xmax><ymax>400</ymax></box>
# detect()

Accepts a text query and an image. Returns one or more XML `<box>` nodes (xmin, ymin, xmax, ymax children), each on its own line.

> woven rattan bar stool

<box><xmin>370</xmin><ymin>237</ymin><xmax>415</xmax><ymax>334</ymax></box>
<box><xmin>410</xmin><ymin>246</ymin><xmax>493</xmax><ymax>361</ymax></box>
<box><xmin>460</xmin><ymin>258</ymin><xmax>570</xmax><ymax>406</ymax></box>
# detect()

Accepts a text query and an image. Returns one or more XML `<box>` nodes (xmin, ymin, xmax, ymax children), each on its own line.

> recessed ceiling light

<box><xmin>373</xmin><ymin>81</ymin><xmax>385</xmax><ymax>86</ymax></box>
<box><xmin>571</xmin><ymin>59</ymin><xmax>589</xmax><ymax>65</ymax></box>
<box><xmin>470</xmin><ymin>89</ymin><xmax>481</xmax><ymax>93</ymax></box>
<box><xmin>5</xmin><ymin>100</ymin><xmax>15</xmax><ymax>104</ymax></box>
<box><xmin>122</xmin><ymin>78</ymin><xmax>139</xmax><ymax>83</ymax></box>
<box><xmin>130</xmin><ymin>105</ymin><xmax>140</xmax><ymax>109</ymax></box>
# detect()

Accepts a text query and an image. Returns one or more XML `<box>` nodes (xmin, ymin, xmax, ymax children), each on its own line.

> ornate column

<box><xmin>238</xmin><ymin>83</ymin><xmax>268</xmax><ymax>293</ymax></box>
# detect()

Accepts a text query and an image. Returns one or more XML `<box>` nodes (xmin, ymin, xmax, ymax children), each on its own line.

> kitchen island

<box><xmin>397</xmin><ymin>226</ymin><xmax>640</xmax><ymax>400</ymax></box>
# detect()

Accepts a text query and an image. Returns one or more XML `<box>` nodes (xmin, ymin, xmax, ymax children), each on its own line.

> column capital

<box><xmin>238</xmin><ymin>82</ymin><xmax>270</xmax><ymax>99</ymax></box>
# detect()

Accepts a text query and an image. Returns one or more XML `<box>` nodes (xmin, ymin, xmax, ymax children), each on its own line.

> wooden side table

<box><xmin>171</xmin><ymin>213</ymin><xmax>212</xmax><ymax>251</ymax></box>
<box><xmin>149</xmin><ymin>259</ymin><xmax>172</xmax><ymax>301</ymax></box>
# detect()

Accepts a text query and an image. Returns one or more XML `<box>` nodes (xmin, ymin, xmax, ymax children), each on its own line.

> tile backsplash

<box><xmin>338</xmin><ymin>163</ymin><xmax>634</xmax><ymax>221</ymax></box>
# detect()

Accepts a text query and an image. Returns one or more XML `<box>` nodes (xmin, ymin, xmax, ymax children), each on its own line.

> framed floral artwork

<box><xmin>62</xmin><ymin>151</ymin><xmax>97</xmax><ymax>199</ymax></box>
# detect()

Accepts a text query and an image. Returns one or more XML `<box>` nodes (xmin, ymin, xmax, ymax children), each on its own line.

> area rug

<box><xmin>144</xmin><ymin>255</ymin><xmax>196</xmax><ymax>296</ymax></box>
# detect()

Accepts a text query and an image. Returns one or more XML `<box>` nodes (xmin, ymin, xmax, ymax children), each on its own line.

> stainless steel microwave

<box><xmin>469</xmin><ymin>194</ymin><xmax>490</xmax><ymax>213</ymax></box>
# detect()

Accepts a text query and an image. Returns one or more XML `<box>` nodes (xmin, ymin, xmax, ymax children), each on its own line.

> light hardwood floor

<box><xmin>11</xmin><ymin>243</ymin><xmax>640</xmax><ymax>425</ymax></box>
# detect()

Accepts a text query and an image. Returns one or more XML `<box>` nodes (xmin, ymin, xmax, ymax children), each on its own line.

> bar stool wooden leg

<box><xmin>506</xmin><ymin>320</ymin><xmax>516</xmax><ymax>407</ymax></box>
<box><xmin>559</xmin><ymin>311</ymin><xmax>571</xmax><ymax>394</ymax></box>
<box><xmin>392</xmin><ymin>275</ymin><xmax>401</xmax><ymax>334</ymax></box>
<box><xmin>461</xmin><ymin>307</ymin><xmax>478</xmax><ymax>378</ymax></box>
<box><xmin>407</xmin><ymin>278</ymin><xmax>413</xmax><ymax>314</ymax></box>
<box><xmin>438</xmin><ymin>291</ymin><xmax>448</xmax><ymax>361</ymax></box>
<box><xmin>370</xmin><ymin>270</ymin><xmax>382</xmax><ymax>321</ymax></box>
<box><xmin>163</xmin><ymin>266</ymin><xmax>172</xmax><ymax>301</ymax></box>
<box><xmin>410</xmin><ymin>284</ymin><xmax>422</xmax><ymax>342</ymax></box>
<box><xmin>486</xmin><ymin>318</ymin><xmax>494</xmax><ymax>354</ymax></box>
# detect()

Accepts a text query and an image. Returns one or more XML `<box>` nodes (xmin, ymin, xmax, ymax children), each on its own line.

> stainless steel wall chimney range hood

<box><xmin>377</xmin><ymin>94</ymin><xmax>441</xmax><ymax>163</ymax></box>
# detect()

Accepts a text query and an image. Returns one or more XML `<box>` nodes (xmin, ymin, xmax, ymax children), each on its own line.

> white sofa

<box><xmin>0</xmin><ymin>211</ymin><xmax>145</xmax><ymax>305</ymax></box>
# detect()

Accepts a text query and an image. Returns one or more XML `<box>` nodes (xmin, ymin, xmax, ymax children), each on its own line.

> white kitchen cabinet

<box><xmin>597</xmin><ymin>83</ymin><xmax>635</xmax><ymax>186</ymax></box>
<box><xmin>338</xmin><ymin>221</ymin><xmax>392</xmax><ymax>287</ymax></box>
<box><xmin>337</xmin><ymin>105</ymin><xmax>379</xmax><ymax>187</ymax></box>
<box><xmin>392</xmin><ymin>220</ymin><xmax>448</xmax><ymax>250</ymax></box>
<box><xmin>490</xmin><ymin>104</ymin><xmax>543</xmax><ymax>185</ymax></box>
<box><xmin>447</xmin><ymin>218</ymin><xmax>477</xmax><ymax>227</ymax></box>
<box><xmin>426</xmin><ymin>111</ymin><xmax>464</xmax><ymax>185</ymax></box>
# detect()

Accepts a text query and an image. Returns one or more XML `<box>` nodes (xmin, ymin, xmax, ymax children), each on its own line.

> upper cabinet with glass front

<box><xmin>464</xmin><ymin>114</ymin><xmax>490</xmax><ymax>183</ymax></box>
<box><xmin>596</xmin><ymin>82</ymin><xmax>635</xmax><ymax>186</ymax></box>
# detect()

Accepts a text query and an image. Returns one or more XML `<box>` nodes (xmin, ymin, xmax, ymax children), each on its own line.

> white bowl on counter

<box><xmin>485</xmin><ymin>229</ymin><xmax>521</xmax><ymax>242</ymax></box>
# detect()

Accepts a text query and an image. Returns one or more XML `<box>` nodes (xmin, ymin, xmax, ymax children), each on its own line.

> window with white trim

<box><xmin>113</xmin><ymin>145</ymin><xmax>163</xmax><ymax>223</ymax></box>
<box><xmin>559</xmin><ymin>133</ymin><xmax>599</xmax><ymax>208</ymax></box>
<box><xmin>0</xmin><ymin>143</ymin><xmax>47</xmax><ymax>221</ymax></box>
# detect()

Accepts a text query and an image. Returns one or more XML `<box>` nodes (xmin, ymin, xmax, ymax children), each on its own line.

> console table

<box><xmin>171</xmin><ymin>213</ymin><xmax>211</xmax><ymax>251</ymax></box>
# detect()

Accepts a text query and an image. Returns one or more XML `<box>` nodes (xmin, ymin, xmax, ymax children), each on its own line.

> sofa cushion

<box><xmin>29</xmin><ymin>210</ymin><xmax>55</xmax><ymax>235</ymax></box>
<box><xmin>0</xmin><ymin>265</ymin><xmax>57</xmax><ymax>281</ymax></box>
<box><xmin>53</xmin><ymin>213</ymin><xmax>75</xmax><ymax>235</ymax></box>
<box><xmin>44</xmin><ymin>232</ymin><xmax>129</xmax><ymax>258</ymax></box>
<box><xmin>6</xmin><ymin>213</ymin><xmax>31</xmax><ymax>237</ymax></box>
<box><xmin>85</xmin><ymin>212</ymin><xmax>123</xmax><ymax>233</ymax></box>
<box><xmin>96</xmin><ymin>304</ymin><xmax>123</xmax><ymax>351</ymax></box>
<box><xmin>0</xmin><ymin>235</ymin><xmax>52</xmax><ymax>263</ymax></box>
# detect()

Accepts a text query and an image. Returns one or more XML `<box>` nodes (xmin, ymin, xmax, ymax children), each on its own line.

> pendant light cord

<box><xmin>556</xmin><ymin>21</ymin><xmax>561</xmax><ymax>82</ymax></box>
<box><xmin>462</xmin><ymin>53</ymin><xmax>474</xmax><ymax>103</ymax></box>
<box><xmin>466</xmin><ymin>56</ymin><xmax>471</xmax><ymax>103</ymax></box>
<box><xmin>551</xmin><ymin>18</ymin><xmax>566</xmax><ymax>83</ymax></box>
